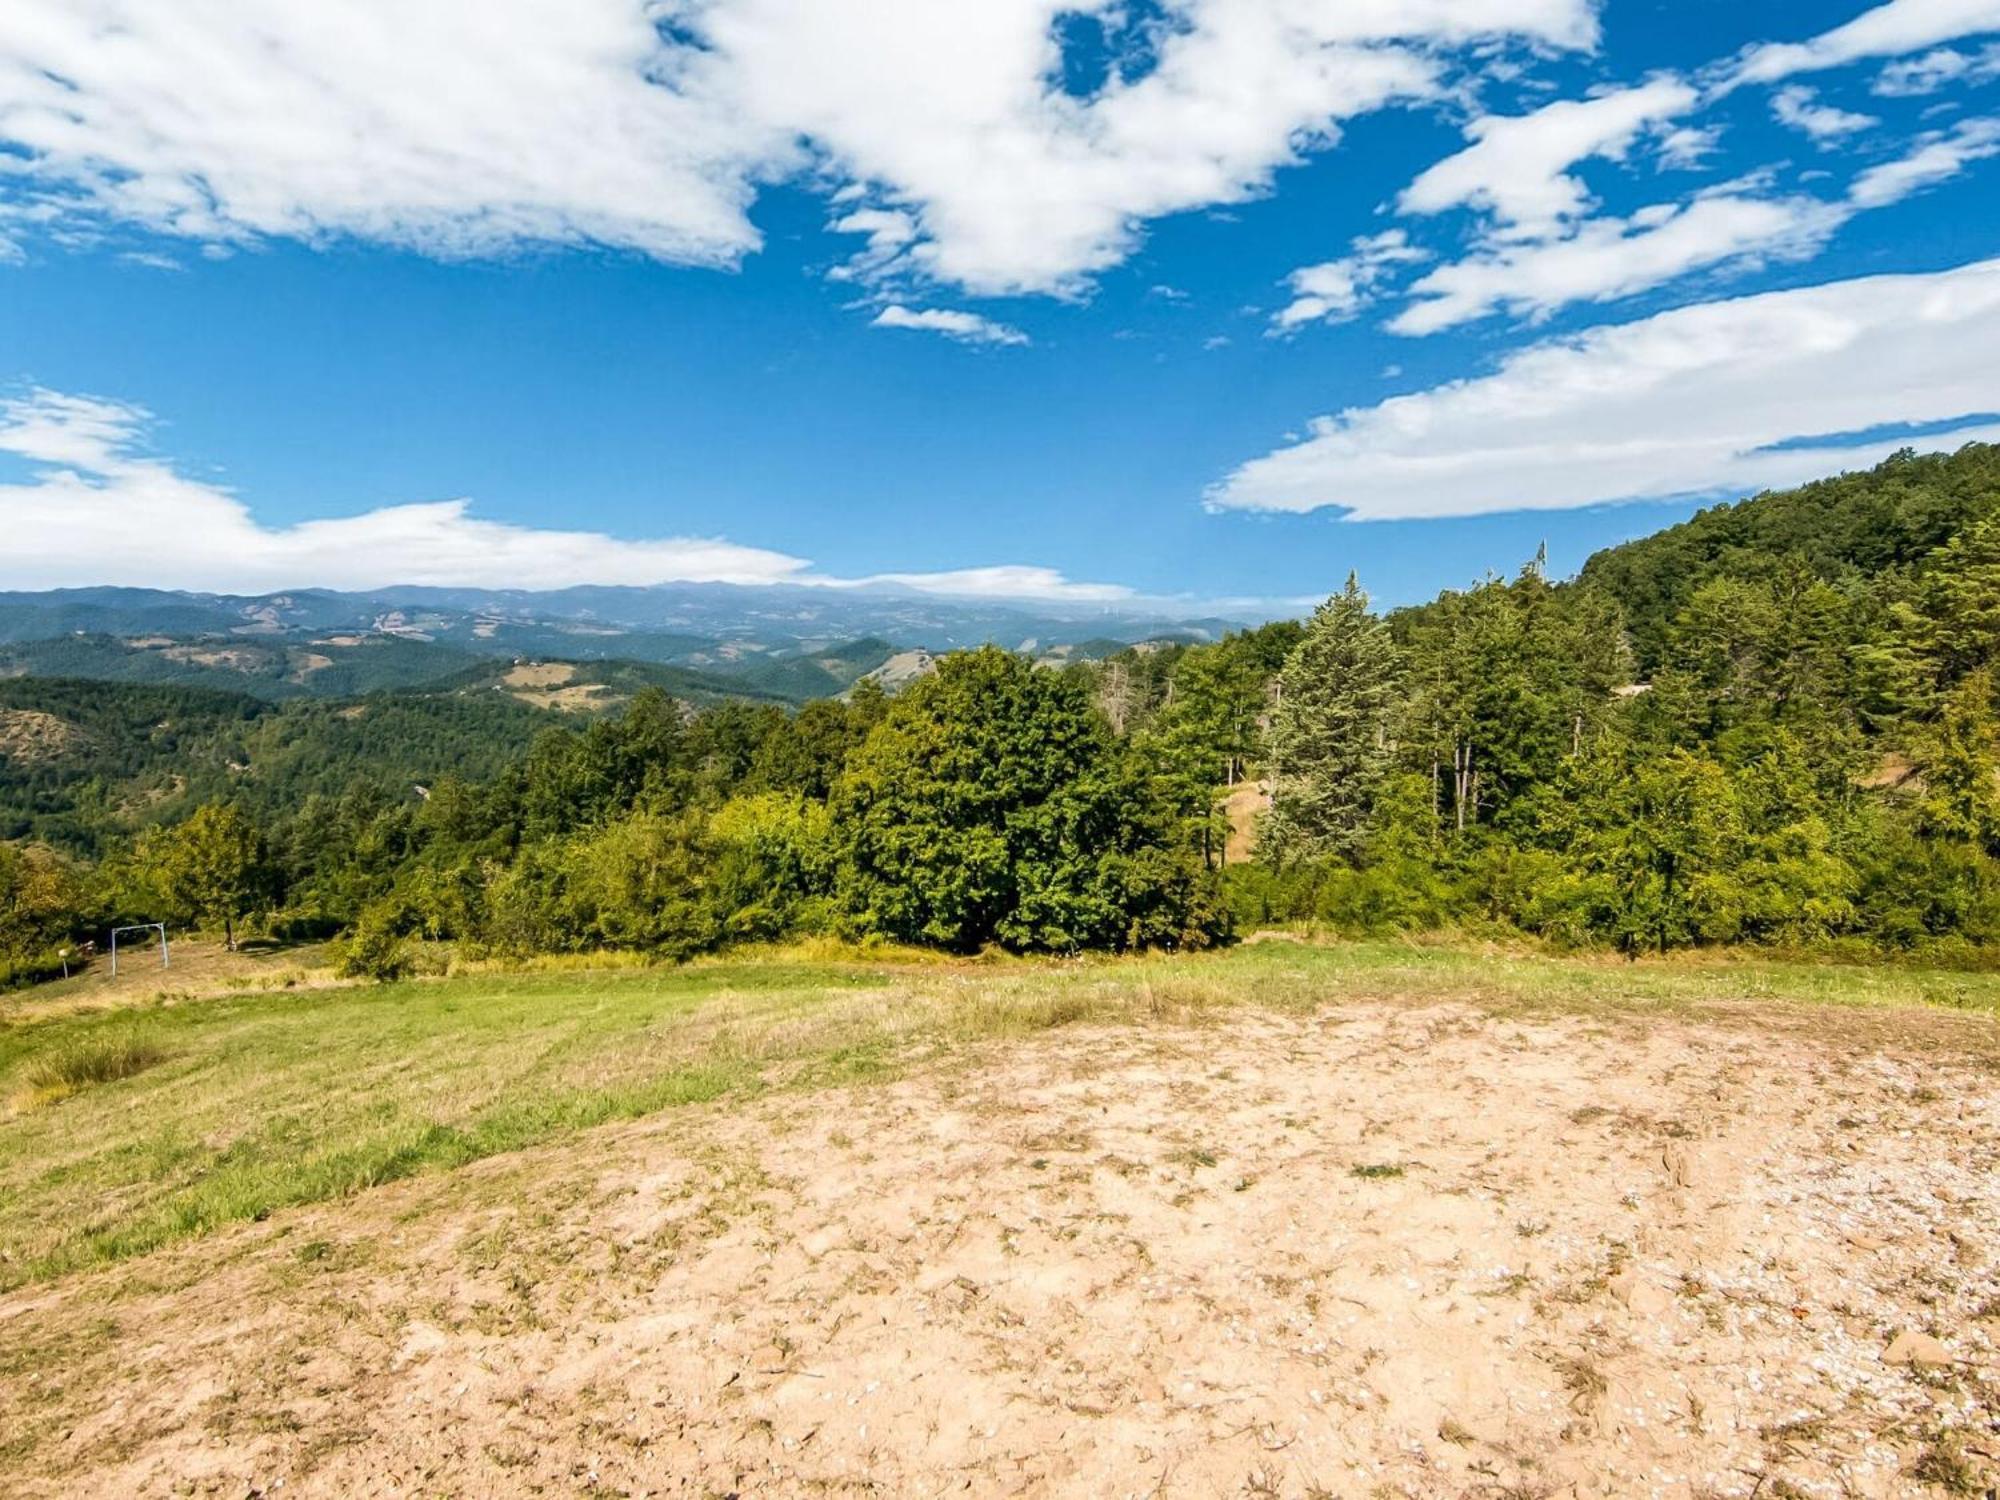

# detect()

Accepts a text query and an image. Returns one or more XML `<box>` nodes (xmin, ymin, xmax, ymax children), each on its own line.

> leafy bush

<box><xmin>0</xmin><ymin>947</ymin><xmax>78</xmax><ymax>993</ymax></box>
<box><xmin>332</xmin><ymin>903</ymin><xmax>412</xmax><ymax>982</ymax></box>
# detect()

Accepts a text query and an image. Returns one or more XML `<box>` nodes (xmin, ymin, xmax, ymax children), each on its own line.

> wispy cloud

<box><xmin>1771</xmin><ymin>85</ymin><xmax>1879</xmax><ymax>142</ymax></box>
<box><xmin>870</xmin><ymin>305</ymin><xmax>1029</xmax><ymax>346</ymax></box>
<box><xmin>1208</xmin><ymin>256</ymin><xmax>2000</xmax><ymax>520</ymax></box>
<box><xmin>1396</xmin><ymin>80</ymin><xmax>1701</xmax><ymax>240</ymax></box>
<box><xmin>1385</xmin><ymin>114</ymin><xmax>2000</xmax><ymax>334</ymax></box>
<box><xmin>1873</xmin><ymin>40</ymin><xmax>2000</xmax><ymax>93</ymax></box>
<box><xmin>1731</xmin><ymin>0</ymin><xmax>2000</xmax><ymax>85</ymax></box>
<box><xmin>1269</xmin><ymin>232</ymin><xmax>1429</xmax><ymax>334</ymax></box>
<box><xmin>1849</xmin><ymin>116</ymin><xmax>2000</xmax><ymax>206</ymax></box>
<box><xmin>1390</xmin><ymin>193</ymin><xmax>1846</xmax><ymax>335</ymax></box>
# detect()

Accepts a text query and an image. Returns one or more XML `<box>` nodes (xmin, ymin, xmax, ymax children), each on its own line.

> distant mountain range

<box><xmin>0</xmin><ymin>584</ymin><xmax>1254</xmax><ymax>703</ymax></box>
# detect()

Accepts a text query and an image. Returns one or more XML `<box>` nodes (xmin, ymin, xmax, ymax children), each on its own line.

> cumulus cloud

<box><xmin>1269</xmin><ymin>232</ymin><xmax>1429</xmax><ymax>333</ymax></box>
<box><xmin>0</xmin><ymin>388</ymin><xmax>1127</xmax><ymax>600</ymax></box>
<box><xmin>0</xmin><ymin>0</ymin><xmax>1595</xmax><ymax>298</ymax></box>
<box><xmin>0</xmin><ymin>0</ymin><xmax>781</xmax><ymax>265</ymax></box>
<box><xmin>742</xmin><ymin>0</ymin><xmax>1592</xmax><ymax>296</ymax></box>
<box><xmin>1207</xmin><ymin>257</ymin><xmax>2000</xmax><ymax>520</ymax></box>
<box><xmin>1397</xmin><ymin>80</ymin><xmax>1701</xmax><ymax>240</ymax></box>
<box><xmin>1732</xmin><ymin>0</ymin><xmax>2000</xmax><ymax>85</ymax></box>
<box><xmin>1771</xmin><ymin>85</ymin><xmax>1880</xmax><ymax>141</ymax></box>
<box><xmin>870</xmin><ymin>305</ymin><xmax>1030</xmax><ymax>346</ymax></box>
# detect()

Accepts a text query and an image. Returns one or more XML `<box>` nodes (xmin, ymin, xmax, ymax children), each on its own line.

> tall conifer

<box><xmin>1264</xmin><ymin>574</ymin><xmax>1398</xmax><ymax>862</ymax></box>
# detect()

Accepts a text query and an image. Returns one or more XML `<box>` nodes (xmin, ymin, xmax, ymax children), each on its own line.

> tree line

<box><xmin>8</xmin><ymin>442</ymin><xmax>2000</xmax><ymax>982</ymax></box>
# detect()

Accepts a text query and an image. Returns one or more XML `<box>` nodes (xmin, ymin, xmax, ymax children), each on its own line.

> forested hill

<box><xmin>10</xmin><ymin>439</ymin><xmax>2000</xmax><ymax>981</ymax></box>
<box><xmin>0</xmin><ymin>677</ymin><xmax>564</xmax><ymax>856</ymax></box>
<box><xmin>1579</xmin><ymin>443</ymin><xmax>2000</xmax><ymax>669</ymax></box>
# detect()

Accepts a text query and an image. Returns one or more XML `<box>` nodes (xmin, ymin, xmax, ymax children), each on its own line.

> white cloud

<box><xmin>1270</xmin><ymin>231</ymin><xmax>1428</xmax><ymax>333</ymax></box>
<box><xmin>1733</xmin><ymin>0</ymin><xmax>2000</xmax><ymax>85</ymax></box>
<box><xmin>1873</xmin><ymin>41</ymin><xmax>2000</xmax><ymax>92</ymax></box>
<box><xmin>1390</xmin><ymin>193</ymin><xmax>1846</xmax><ymax>334</ymax></box>
<box><xmin>1397</xmin><ymin>80</ymin><xmax>1701</xmax><ymax>240</ymax></box>
<box><xmin>0</xmin><ymin>0</ymin><xmax>1596</xmax><ymax>298</ymax></box>
<box><xmin>0</xmin><ymin>388</ymin><xmax>1130</xmax><ymax>600</ymax></box>
<box><xmin>0</xmin><ymin>0</ymin><xmax>782</xmax><ymax>265</ymax></box>
<box><xmin>829</xmin><ymin>207</ymin><xmax>919</xmax><ymax>282</ymax></box>
<box><xmin>1207</xmin><ymin>256</ymin><xmax>2000</xmax><ymax>520</ymax></box>
<box><xmin>1386</xmin><ymin>113</ymin><xmax>2000</xmax><ymax>334</ymax></box>
<box><xmin>1656</xmin><ymin>125</ymin><xmax>1723</xmax><ymax>170</ymax></box>
<box><xmin>730</xmin><ymin>0</ymin><xmax>1592</xmax><ymax>296</ymax></box>
<box><xmin>1848</xmin><ymin>116</ymin><xmax>2000</xmax><ymax>204</ymax></box>
<box><xmin>1771</xmin><ymin>85</ymin><xmax>1880</xmax><ymax>140</ymax></box>
<box><xmin>855</xmin><ymin>566</ymin><xmax>1130</xmax><ymax>603</ymax></box>
<box><xmin>870</xmin><ymin>304</ymin><xmax>1029</xmax><ymax>346</ymax></box>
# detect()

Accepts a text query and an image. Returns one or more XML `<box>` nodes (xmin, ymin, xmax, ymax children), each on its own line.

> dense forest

<box><xmin>8</xmin><ymin>442</ymin><xmax>2000</xmax><ymax>986</ymax></box>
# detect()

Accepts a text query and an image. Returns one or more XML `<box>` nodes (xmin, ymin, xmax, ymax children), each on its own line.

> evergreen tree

<box><xmin>1912</xmin><ymin>670</ymin><xmax>2000</xmax><ymax>851</ymax></box>
<box><xmin>1264</xmin><ymin>575</ymin><xmax>1399</xmax><ymax>863</ymax></box>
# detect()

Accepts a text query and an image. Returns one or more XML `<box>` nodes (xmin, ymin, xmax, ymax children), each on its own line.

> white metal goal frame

<box><xmin>109</xmin><ymin>923</ymin><xmax>169</xmax><ymax>977</ymax></box>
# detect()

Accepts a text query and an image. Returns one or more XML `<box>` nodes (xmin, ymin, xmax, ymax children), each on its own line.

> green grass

<box><xmin>2</xmin><ymin>939</ymin><xmax>1997</xmax><ymax>1290</ymax></box>
<box><xmin>14</xmin><ymin>1034</ymin><xmax>168</xmax><ymax>1109</ymax></box>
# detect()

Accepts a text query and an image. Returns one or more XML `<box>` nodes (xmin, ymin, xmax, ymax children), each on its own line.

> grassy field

<box><xmin>4</xmin><ymin>938</ymin><xmax>2000</xmax><ymax>1291</ymax></box>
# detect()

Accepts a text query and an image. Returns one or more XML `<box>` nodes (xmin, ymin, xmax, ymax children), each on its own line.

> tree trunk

<box><xmin>1430</xmin><ymin>749</ymin><xmax>1441</xmax><ymax>839</ymax></box>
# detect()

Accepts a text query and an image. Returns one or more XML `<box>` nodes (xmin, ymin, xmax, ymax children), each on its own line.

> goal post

<box><xmin>109</xmin><ymin>923</ymin><xmax>169</xmax><ymax>978</ymax></box>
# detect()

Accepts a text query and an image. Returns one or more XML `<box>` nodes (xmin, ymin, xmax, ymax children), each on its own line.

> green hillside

<box><xmin>10</xmin><ymin>443</ymin><xmax>2000</xmax><ymax>976</ymax></box>
<box><xmin>0</xmin><ymin>633</ymin><xmax>481</xmax><ymax>699</ymax></box>
<box><xmin>1579</xmin><ymin>443</ymin><xmax>2000</xmax><ymax>669</ymax></box>
<box><xmin>0</xmin><ymin>677</ymin><xmax>561</xmax><ymax>855</ymax></box>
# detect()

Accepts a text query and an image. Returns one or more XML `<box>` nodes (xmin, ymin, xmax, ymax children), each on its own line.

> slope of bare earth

<box><xmin>3</xmin><ymin>995</ymin><xmax>1997</xmax><ymax>1498</ymax></box>
<box><xmin>0</xmin><ymin>706</ymin><xmax>85</xmax><ymax>763</ymax></box>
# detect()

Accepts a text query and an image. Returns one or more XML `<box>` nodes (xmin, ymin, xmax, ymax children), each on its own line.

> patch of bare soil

<box><xmin>500</xmin><ymin>661</ymin><xmax>613</xmax><ymax>712</ymax></box>
<box><xmin>1224</xmin><ymin>779</ymin><xmax>1270</xmax><ymax>863</ymax></box>
<box><xmin>863</xmin><ymin>648</ymin><xmax>936</xmax><ymax>690</ymax></box>
<box><xmin>160</xmin><ymin>645</ymin><xmax>268</xmax><ymax>671</ymax></box>
<box><xmin>0</xmin><ymin>707</ymin><xmax>84</xmax><ymax>763</ymax></box>
<box><xmin>0</xmin><ymin>939</ymin><xmax>336</xmax><ymax>1022</ymax></box>
<box><xmin>3</xmin><ymin>1003</ymin><xmax>1997</xmax><ymax>1498</ymax></box>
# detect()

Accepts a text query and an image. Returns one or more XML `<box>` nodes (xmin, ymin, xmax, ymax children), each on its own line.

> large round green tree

<box><xmin>832</xmin><ymin>647</ymin><xmax>1224</xmax><ymax>953</ymax></box>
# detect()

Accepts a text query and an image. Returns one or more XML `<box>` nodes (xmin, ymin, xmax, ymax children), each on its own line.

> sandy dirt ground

<box><xmin>3</xmin><ymin>999</ymin><xmax>1997</xmax><ymax>1499</ymax></box>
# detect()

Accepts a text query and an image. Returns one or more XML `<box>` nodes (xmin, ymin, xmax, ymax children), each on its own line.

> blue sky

<box><xmin>3</xmin><ymin>0</ymin><xmax>2000</xmax><ymax>612</ymax></box>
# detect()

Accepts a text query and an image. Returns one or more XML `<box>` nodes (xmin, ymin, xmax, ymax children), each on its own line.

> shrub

<box><xmin>0</xmin><ymin>947</ymin><xmax>79</xmax><ymax>993</ymax></box>
<box><xmin>332</xmin><ymin>903</ymin><xmax>412</xmax><ymax>982</ymax></box>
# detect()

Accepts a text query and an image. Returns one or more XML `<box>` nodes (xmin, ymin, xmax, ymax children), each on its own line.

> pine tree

<box><xmin>1263</xmin><ymin>574</ymin><xmax>1399</xmax><ymax>863</ymax></box>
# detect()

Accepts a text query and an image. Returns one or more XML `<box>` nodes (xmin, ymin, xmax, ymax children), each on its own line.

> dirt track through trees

<box><xmin>3</xmin><ymin>1000</ymin><xmax>1997</xmax><ymax>1498</ymax></box>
